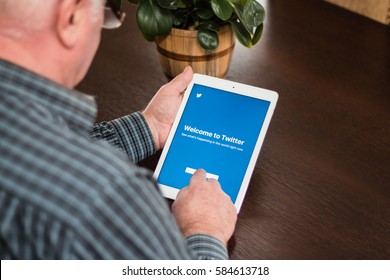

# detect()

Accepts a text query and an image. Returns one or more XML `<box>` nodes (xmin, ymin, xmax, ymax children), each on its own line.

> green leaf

<box><xmin>211</xmin><ymin>0</ymin><xmax>233</xmax><ymax>21</ymax></box>
<box><xmin>231</xmin><ymin>2</ymin><xmax>252</xmax><ymax>35</ymax></box>
<box><xmin>197</xmin><ymin>29</ymin><xmax>219</xmax><ymax>50</ymax></box>
<box><xmin>136</xmin><ymin>0</ymin><xmax>173</xmax><ymax>40</ymax></box>
<box><xmin>196</xmin><ymin>0</ymin><xmax>214</xmax><ymax>20</ymax></box>
<box><xmin>243</xmin><ymin>0</ymin><xmax>265</xmax><ymax>29</ymax></box>
<box><xmin>156</xmin><ymin>0</ymin><xmax>180</xmax><ymax>10</ymax></box>
<box><xmin>196</xmin><ymin>8</ymin><xmax>215</xmax><ymax>20</ymax></box>
<box><xmin>172</xmin><ymin>9</ymin><xmax>188</xmax><ymax>27</ymax></box>
<box><xmin>177</xmin><ymin>0</ymin><xmax>187</xmax><ymax>8</ymax></box>
<box><xmin>230</xmin><ymin>20</ymin><xmax>252</xmax><ymax>48</ymax></box>
<box><xmin>198</xmin><ymin>21</ymin><xmax>220</xmax><ymax>32</ymax></box>
<box><xmin>251</xmin><ymin>22</ymin><xmax>263</xmax><ymax>45</ymax></box>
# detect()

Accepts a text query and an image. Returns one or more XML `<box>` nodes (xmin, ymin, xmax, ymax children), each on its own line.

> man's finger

<box><xmin>189</xmin><ymin>168</ymin><xmax>207</xmax><ymax>184</ymax></box>
<box><xmin>207</xmin><ymin>178</ymin><xmax>221</xmax><ymax>187</ymax></box>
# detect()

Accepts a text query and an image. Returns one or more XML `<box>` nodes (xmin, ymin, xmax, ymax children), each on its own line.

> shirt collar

<box><xmin>0</xmin><ymin>59</ymin><xmax>97</xmax><ymax>133</ymax></box>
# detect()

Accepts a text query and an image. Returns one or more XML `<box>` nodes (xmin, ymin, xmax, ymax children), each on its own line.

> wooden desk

<box><xmin>77</xmin><ymin>0</ymin><xmax>390</xmax><ymax>259</ymax></box>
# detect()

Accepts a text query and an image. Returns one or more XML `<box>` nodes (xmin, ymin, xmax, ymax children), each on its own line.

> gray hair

<box><xmin>0</xmin><ymin>0</ymin><xmax>104</xmax><ymax>38</ymax></box>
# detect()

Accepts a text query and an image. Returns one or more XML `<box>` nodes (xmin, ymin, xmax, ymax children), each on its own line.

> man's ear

<box><xmin>55</xmin><ymin>0</ymin><xmax>85</xmax><ymax>48</ymax></box>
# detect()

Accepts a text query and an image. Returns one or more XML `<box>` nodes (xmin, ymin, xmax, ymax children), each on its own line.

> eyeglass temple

<box><xmin>106</xmin><ymin>0</ymin><xmax>122</xmax><ymax>20</ymax></box>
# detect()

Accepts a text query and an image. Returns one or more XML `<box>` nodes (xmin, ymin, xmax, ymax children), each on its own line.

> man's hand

<box><xmin>172</xmin><ymin>169</ymin><xmax>237</xmax><ymax>246</ymax></box>
<box><xmin>142</xmin><ymin>66</ymin><xmax>193</xmax><ymax>150</ymax></box>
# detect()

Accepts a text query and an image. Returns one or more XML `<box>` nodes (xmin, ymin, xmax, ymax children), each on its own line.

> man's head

<box><xmin>0</xmin><ymin>0</ymin><xmax>105</xmax><ymax>88</ymax></box>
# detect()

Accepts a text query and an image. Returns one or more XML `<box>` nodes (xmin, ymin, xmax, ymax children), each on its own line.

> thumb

<box><xmin>169</xmin><ymin>66</ymin><xmax>194</xmax><ymax>94</ymax></box>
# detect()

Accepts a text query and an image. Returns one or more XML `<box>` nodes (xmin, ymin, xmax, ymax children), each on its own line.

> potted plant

<box><xmin>122</xmin><ymin>0</ymin><xmax>265</xmax><ymax>77</ymax></box>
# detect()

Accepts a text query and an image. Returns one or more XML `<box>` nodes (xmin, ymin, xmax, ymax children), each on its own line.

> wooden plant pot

<box><xmin>155</xmin><ymin>24</ymin><xmax>235</xmax><ymax>78</ymax></box>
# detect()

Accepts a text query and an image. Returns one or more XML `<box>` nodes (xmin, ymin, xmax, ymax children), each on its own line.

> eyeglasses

<box><xmin>103</xmin><ymin>0</ymin><xmax>126</xmax><ymax>29</ymax></box>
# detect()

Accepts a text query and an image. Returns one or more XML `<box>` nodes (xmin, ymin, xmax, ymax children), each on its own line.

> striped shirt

<box><xmin>0</xmin><ymin>59</ymin><xmax>228</xmax><ymax>259</ymax></box>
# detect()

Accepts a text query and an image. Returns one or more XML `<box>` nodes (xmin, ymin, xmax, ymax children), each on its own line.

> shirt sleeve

<box><xmin>90</xmin><ymin>112</ymin><xmax>156</xmax><ymax>163</ymax></box>
<box><xmin>186</xmin><ymin>234</ymin><xmax>229</xmax><ymax>260</ymax></box>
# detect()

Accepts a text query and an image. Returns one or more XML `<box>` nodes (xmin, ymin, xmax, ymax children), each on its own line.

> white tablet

<box><xmin>153</xmin><ymin>74</ymin><xmax>278</xmax><ymax>212</ymax></box>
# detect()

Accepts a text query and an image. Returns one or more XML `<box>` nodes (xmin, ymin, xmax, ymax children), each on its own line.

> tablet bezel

<box><xmin>153</xmin><ymin>73</ymin><xmax>278</xmax><ymax>212</ymax></box>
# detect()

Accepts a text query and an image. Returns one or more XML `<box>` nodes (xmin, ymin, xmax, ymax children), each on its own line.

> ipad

<box><xmin>153</xmin><ymin>74</ymin><xmax>278</xmax><ymax>212</ymax></box>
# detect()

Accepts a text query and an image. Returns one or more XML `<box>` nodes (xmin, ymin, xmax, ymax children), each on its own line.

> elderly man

<box><xmin>0</xmin><ymin>0</ymin><xmax>236</xmax><ymax>259</ymax></box>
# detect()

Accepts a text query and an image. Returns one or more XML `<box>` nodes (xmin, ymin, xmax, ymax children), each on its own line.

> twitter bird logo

<box><xmin>196</xmin><ymin>93</ymin><xmax>202</xmax><ymax>98</ymax></box>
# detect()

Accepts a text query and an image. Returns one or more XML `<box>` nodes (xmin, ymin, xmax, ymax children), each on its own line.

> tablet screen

<box><xmin>156</xmin><ymin>83</ymin><xmax>271</xmax><ymax>206</ymax></box>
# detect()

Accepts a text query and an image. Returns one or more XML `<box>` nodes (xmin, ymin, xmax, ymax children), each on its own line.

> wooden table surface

<box><xmin>77</xmin><ymin>0</ymin><xmax>390</xmax><ymax>259</ymax></box>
